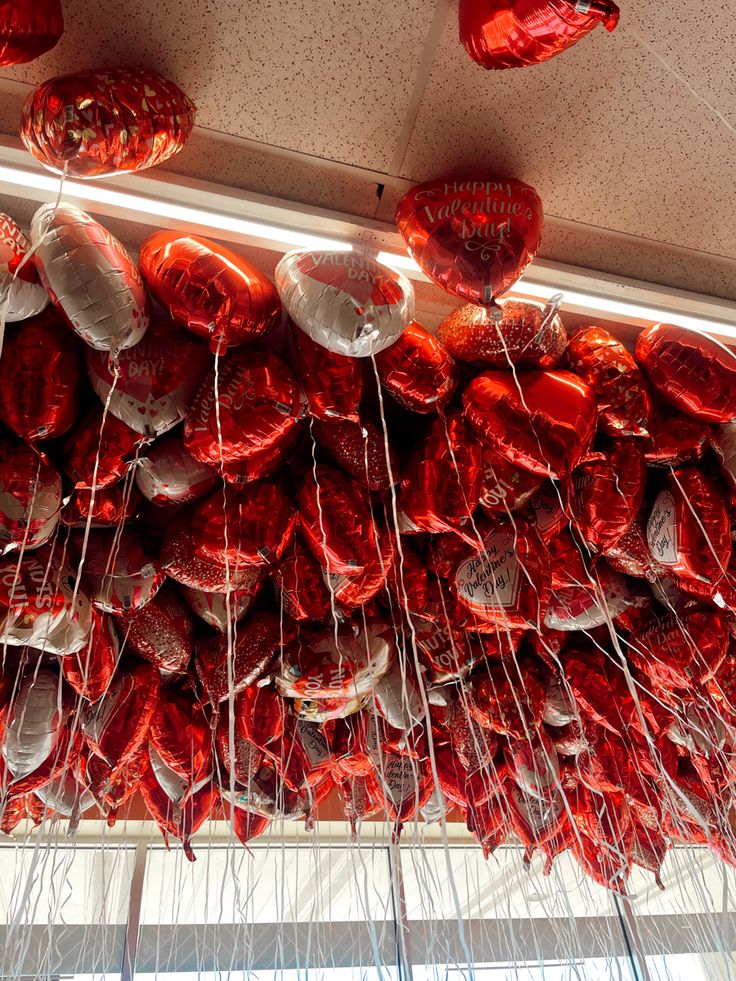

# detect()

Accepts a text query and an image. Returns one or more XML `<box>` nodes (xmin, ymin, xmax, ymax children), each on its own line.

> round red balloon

<box><xmin>460</xmin><ymin>0</ymin><xmax>619</xmax><ymax>71</ymax></box>
<box><xmin>21</xmin><ymin>69</ymin><xmax>195</xmax><ymax>178</ymax></box>
<box><xmin>140</xmin><ymin>232</ymin><xmax>281</xmax><ymax>354</ymax></box>
<box><xmin>396</xmin><ymin>178</ymin><xmax>543</xmax><ymax>306</ymax></box>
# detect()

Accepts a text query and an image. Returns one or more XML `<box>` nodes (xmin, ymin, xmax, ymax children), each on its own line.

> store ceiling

<box><xmin>0</xmin><ymin>0</ymin><xmax>734</xmax><ymax>298</ymax></box>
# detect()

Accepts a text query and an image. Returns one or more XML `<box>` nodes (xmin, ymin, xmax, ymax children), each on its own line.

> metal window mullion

<box><xmin>613</xmin><ymin>892</ymin><xmax>654</xmax><ymax>981</ymax></box>
<box><xmin>389</xmin><ymin>841</ymin><xmax>414</xmax><ymax>981</ymax></box>
<box><xmin>120</xmin><ymin>840</ymin><xmax>148</xmax><ymax>981</ymax></box>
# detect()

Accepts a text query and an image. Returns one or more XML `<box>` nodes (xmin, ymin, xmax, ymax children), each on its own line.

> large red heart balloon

<box><xmin>396</xmin><ymin>179</ymin><xmax>543</xmax><ymax>306</ymax></box>
<box><xmin>196</xmin><ymin>610</ymin><xmax>281</xmax><ymax>704</ymax></box>
<box><xmin>0</xmin><ymin>0</ymin><xmax>63</xmax><ymax>65</ymax></box>
<box><xmin>140</xmin><ymin>232</ymin><xmax>281</xmax><ymax>354</ymax></box>
<box><xmin>463</xmin><ymin>369</ymin><xmax>597</xmax><ymax>477</ymax></box>
<box><xmin>636</xmin><ymin>324</ymin><xmax>736</xmax><ymax>423</ymax></box>
<box><xmin>184</xmin><ymin>347</ymin><xmax>304</xmax><ymax>464</ymax></box>
<box><xmin>567</xmin><ymin>326</ymin><xmax>651</xmax><ymax>437</ymax></box>
<box><xmin>459</xmin><ymin>0</ymin><xmax>619</xmax><ymax>71</ymax></box>
<box><xmin>439</xmin><ymin>299</ymin><xmax>566</xmax><ymax>368</ymax></box>
<box><xmin>21</xmin><ymin>69</ymin><xmax>195</xmax><ymax>178</ymax></box>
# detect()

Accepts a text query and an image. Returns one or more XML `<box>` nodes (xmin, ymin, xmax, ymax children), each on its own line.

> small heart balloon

<box><xmin>463</xmin><ymin>369</ymin><xmax>597</xmax><ymax>477</ymax></box>
<box><xmin>196</xmin><ymin>611</ymin><xmax>281</xmax><ymax>703</ymax></box>
<box><xmin>0</xmin><ymin>437</ymin><xmax>62</xmax><ymax>552</ymax></box>
<box><xmin>61</xmin><ymin>482</ymin><xmax>140</xmax><ymax>528</ymax></box>
<box><xmin>120</xmin><ymin>585</ymin><xmax>194</xmax><ymax>674</ymax></box>
<box><xmin>0</xmin><ymin>213</ymin><xmax>49</xmax><ymax>321</ymax></box>
<box><xmin>646</xmin><ymin>468</ymin><xmax>731</xmax><ymax>586</ymax></box>
<box><xmin>184</xmin><ymin>347</ymin><xmax>304</xmax><ymax>464</ymax></box>
<box><xmin>271</xmin><ymin>533</ymin><xmax>332</xmax><ymax>622</ymax></box>
<box><xmin>439</xmin><ymin>298</ymin><xmax>566</xmax><ymax>368</ymax></box>
<box><xmin>374</xmin><ymin>319</ymin><xmax>457</xmax><ymax>413</ymax></box>
<box><xmin>568</xmin><ymin>440</ymin><xmax>646</xmax><ymax>551</ymax></box>
<box><xmin>0</xmin><ymin>0</ymin><xmax>63</xmax><ymax>66</ymax></box>
<box><xmin>77</xmin><ymin>529</ymin><xmax>164</xmax><ymax>614</ymax></box>
<box><xmin>479</xmin><ymin>446</ymin><xmax>544</xmax><ymax>513</ymax></box>
<box><xmin>161</xmin><ymin>513</ymin><xmax>265</xmax><ymax>593</ymax></box>
<box><xmin>276</xmin><ymin>250</ymin><xmax>414</xmax><ymax>357</ymax></box>
<box><xmin>62</xmin><ymin>406</ymin><xmax>142</xmax><ymax>490</ymax></box>
<box><xmin>567</xmin><ymin>326</ymin><xmax>651</xmax><ymax>437</ymax></box>
<box><xmin>311</xmin><ymin>415</ymin><xmax>397</xmax><ymax>492</ymax></box>
<box><xmin>292</xmin><ymin>327</ymin><xmax>362</xmax><ymax>421</ymax></box>
<box><xmin>396</xmin><ymin>178</ymin><xmax>543</xmax><ymax>306</ymax></box>
<box><xmin>135</xmin><ymin>436</ymin><xmax>217</xmax><ymax>506</ymax></box>
<box><xmin>0</xmin><ymin>309</ymin><xmax>81</xmax><ymax>442</ymax></box>
<box><xmin>82</xmin><ymin>660</ymin><xmax>160</xmax><ymax>769</ymax></box>
<box><xmin>459</xmin><ymin>0</ymin><xmax>619</xmax><ymax>71</ymax></box>
<box><xmin>642</xmin><ymin>406</ymin><xmax>710</xmax><ymax>467</ymax></box>
<box><xmin>31</xmin><ymin>203</ymin><xmax>150</xmax><ymax>353</ymax></box>
<box><xmin>21</xmin><ymin>69</ymin><xmax>195</xmax><ymax>178</ymax></box>
<box><xmin>181</xmin><ymin>584</ymin><xmax>258</xmax><ymax>632</ymax></box>
<box><xmin>636</xmin><ymin>324</ymin><xmax>736</xmax><ymax>423</ymax></box>
<box><xmin>61</xmin><ymin>611</ymin><xmax>118</xmax><ymax>703</ymax></box>
<box><xmin>86</xmin><ymin>321</ymin><xmax>210</xmax><ymax>437</ymax></box>
<box><xmin>140</xmin><ymin>232</ymin><xmax>281</xmax><ymax>354</ymax></box>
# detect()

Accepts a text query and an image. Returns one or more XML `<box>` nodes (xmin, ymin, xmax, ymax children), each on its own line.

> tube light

<box><xmin>0</xmin><ymin>163</ymin><xmax>353</xmax><ymax>253</ymax></box>
<box><xmin>377</xmin><ymin>250</ymin><xmax>736</xmax><ymax>342</ymax></box>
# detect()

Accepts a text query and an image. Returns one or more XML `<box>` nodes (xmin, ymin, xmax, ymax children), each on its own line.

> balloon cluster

<box><xmin>1</xmin><ymin>198</ymin><xmax>736</xmax><ymax>893</ymax></box>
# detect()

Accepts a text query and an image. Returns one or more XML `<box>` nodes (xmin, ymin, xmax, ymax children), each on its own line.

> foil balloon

<box><xmin>220</xmin><ymin>424</ymin><xmax>302</xmax><ymax>486</ymax></box>
<box><xmin>120</xmin><ymin>585</ymin><xmax>194</xmax><ymax>674</ymax></box>
<box><xmin>396</xmin><ymin>178</ymin><xmax>543</xmax><ymax>307</ymax></box>
<box><xmin>21</xmin><ymin>69</ymin><xmax>195</xmax><ymax>178</ymax></box>
<box><xmin>184</xmin><ymin>346</ymin><xmax>304</xmax><ymax>464</ymax></box>
<box><xmin>275</xmin><ymin>250</ymin><xmax>414</xmax><ymax>357</ymax></box>
<box><xmin>642</xmin><ymin>408</ymin><xmax>710</xmax><ymax>467</ymax></box>
<box><xmin>714</xmin><ymin>422</ymin><xmax>736</xmax><ymax>489</ymax></box>
<box><xmin>140</xmin><ymin>757</ymin><xmax>214</xmax><ymax>860</ymax></box>
<box><xmin>139</xmin><ymin>232</ymin><xmax>281</xmax><ymax>354</ymax></box>
<box><xmin>82</xmin><ymin>660</ymin><xmax>160</xmax><ymax>769</ymax></box>
<box><xmin>646</xmin><ymin>468</ymin><xmax>731</xmax><ymax>586</ymax></box>
<box><xmin>479</xmin><ymin>447</ymin><xmax>544</xmax><ymax>513</ymax></box>
<box><xmin>62</xmin><ymin>405</ymin><xmax>142</xmax><ymax>490</ymax></box>
<box><xmin>459</xmin><ymin>0</ymin><xmax>619</xmax><ymax>71</ymax></box>
<box><xmin>399</xmin><ymin>413</ymin><xmax>483</xmax><ymax>541</ymax></box>
<box><xmin>544</xmin><ymin>565</ymin><xmax>637</xmax><ymax>632</ymax></box>
<box><xmin>463</xmin><ymin>369</ymin><xmax>597</xmax><ymax>477</ymax></box>
<box><xmin>0</xmin><ymin>213</ymin><xmax>49</xmax><ymax>320</ymax></box>
<box><xmin>374</xmin><ymin>319</ymin><xmax>457</xmax><ymax>413</ymax></box>
<box><xmin>292</xmin><ymin>327</ymin><xmax>362</xmax><ymax>421</ymax></box>
<box><xmin>61</xmin><ymin>611</ymin><xmax>118</xmax><ymax>703</ymax></box>
<box><xmin>1</xmin><ymin>668</ymin><xmax>63</xmax><ymax>781</ymax></box>
<box><xmin>0</xmin><ymin>437</ymin><xmax>62</xmax><ymax>552</ymax></box>
<box><xmin>135</xmin><ymin>436</ymin><xmax>217</xmax><ymax>506</ymax></box>
<box><xmin>181</xmin><ymin>584</ymin><xmax>257</xmax><ymax>632</ymax></box>
<box><xmin>454</xmin><ymin>519</ymin><xmax>550</xmax><ymax>627</ymax></box>
<box><xmin>31</xmin><ymin>203</ymin><xmax>150</xmax><ymax>353</ymax></box>
<box><xmin>86</xmin><ymin>321</ymin><xmax>210</xmax><ymax>437</ymax></box>
<box><xmin>191</xmin><ymin>481</ymin><xmax>296</xmax><ymax>567</ymax></box>
<box><xmin>61</xmin><ymin>482</ymin><xmax>140</xmax><ymax>528</ymax></box>
<box><xmin>78</xmin><ymin>529</ymin><xmax>165</xmax><ymax>614</ymax></box>
<box><xmin>636</xmin><ymin>323</ymin><xmax>736</xmax><ymax>423</ymax></box>
<box><xmin>311</xmin><ymin>416</ymin><xmax>397</xmax><ymax>492</ymax></box>
<box><xmin>271</xmin><ymin>533</ymin><xmax>332</xmax><ymax>622</ymax></box>
<box><xmin>0</xmin><ymin>310</ymin><xmax>81</xmax><ymax>442</ymax></box>
<box><xmin>0</xmin><ymin>0</ymin><xmax>63</xmax><ymax>65</ymax></box>
<box><xmin>161</xmin><ymin>513</ymin><xmax>266</xmax><ymax>593</ymax></box>
<box><xmin>439</xmin><ymin>298</ymin><xmax>566</xmax><ymax>368</ymax></box>
<box><xmin>628</xmin><ymin>610</ymin><xmax>730</xmax><ymax>692</ymax></box>
<box><xmin>567</xmin><ymin>326</ymin><xmax>651</xmax><ymax>437</ymax></box>
<box><xmin>150</xmin><ymin>686</ymin><xmax>212</xmax><ymax>790</ymax></box>
<box><xmin>196</xmin><ymin>610</ymin><xmax>281</xmax><ymax>703</ymax></box>
<box><xmin>568</xmin><ymin>440</ymin><xmax>646</xmax><ymax>551</ymax></box>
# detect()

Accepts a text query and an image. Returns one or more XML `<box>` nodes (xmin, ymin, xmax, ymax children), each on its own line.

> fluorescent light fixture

<box><xmin>0</xmin><ymin>163</ymin><xmax>352</xmax><ymax>253</ymax></box>
<box><xmin>378</xmin><ymin>250</ymin><xmax>736</xmax><ymax>342</ymax></box>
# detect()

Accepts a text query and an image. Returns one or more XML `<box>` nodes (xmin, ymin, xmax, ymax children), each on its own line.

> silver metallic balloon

<box><xmin>275</xmin><ymin>250</ymin><xmax>414</xmax><ymax>357</ymax></box>
<box><xmin>30</xmin><ymin>202</ymin><xmax>150</xmax><ymax>353</ymax></box>
<box><xmin>0</xmin><ymin>213</ymin><xmax>49</xmax><ymax>321</ymax></box>
<box><xmin>2</xmin><ymin>668</ymin><xmax>61</xmax><ymax>779</ymax></box>
<box><xmin>135</xmin><ymin>436</ymin><xmax>217</xmax><ymax>505</ymax></box>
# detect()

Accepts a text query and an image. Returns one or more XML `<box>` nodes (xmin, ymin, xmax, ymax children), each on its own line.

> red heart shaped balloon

<box><xmin>463</xmin><ymin>369</ymin><xmax>597</xmax><ymax>477</ymax></box>
<box><xmin>636</xmin><ymin>324</ymin><xmax>736</xmax><ymax>423</ymax></box>
<box><xmin>374</xmin><ymin>319</ymin><xmax>457</xmax><ymax>413</ymax></box>
<box><xmin>567</xmin><ymin>440</ymin><xmax>646</xmax><ymax>551</ymax></box>
<box><xmin>396</xmin><ymin>178</ymin><xmax>543</xmax><ymax>306</ymax></box>
<box><xmin>292</xmin><ymin>327</ymin><xmax>362</xmax><ymax>422</ymax></box>
<box><xmin>119</xmin><ymin>585</ymin><xmax>194</xmax><ymax>674</ymax></box>
<box><xmin>459</xmin><ymin>0</ymin><xmax>619</xmax><ymax>71</ymax></box>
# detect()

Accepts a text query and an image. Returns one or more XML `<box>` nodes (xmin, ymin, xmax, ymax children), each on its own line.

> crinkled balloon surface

<box><xmin>439</xmin><ymin>299</ymin><xmax>566</xmax><ymax>368</ymax></box>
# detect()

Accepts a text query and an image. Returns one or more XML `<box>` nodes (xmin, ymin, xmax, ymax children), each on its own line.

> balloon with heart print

<box><xmin>439</xmin><ymin>298</ymin><xmax>566</xmax><ymax>368</ymax></box>
<box><xmin>0</xmin><ymin>0</ymin><xmax>63</xmax><ymax>66</ymax></box>
<box><xmin>374</xmin><ymin>319</ymin><xmax>457</xmax><ymax>413</ymax></box>
<box><xmin>180</xmin><ymin>583</ymin><xmax>259</xmax><ymax>632</ymax></box>
<box><xmin>139</xmin><ymin>232</ymin><xmax>280</xmax><ymax>354</ymax></box>
<box><xmin>21</xmin><ymin>69</ymin><xmax>195</xmax><ymax>178</ymax></box>
<box><xmin>86</xmin><ymin>321</ymin><xmax>210</xmax><ymax>437</ymax></box>
<box><xmin>0</xmin><ymin>436</ymin><xmax>62</xmax><ymax>552</ymax></box>
<box><xmin>567</xmin><ymin>326</ymin><xmax>651</xmax><ymax>437</ymax></box>
<box><xmin>275</xmin><ymin>250</ymin><xmax>414</xmax><ymax>357</ymax></box>
<box><xmin>463</xmin><ymin>369</ymin><xmax>597</xmax><ymax>478</ymax></box>
<box><xmin>636</xmin><ymin>323</ymin><xmax>736</xmax><ymax>423</ymax></box>
<box><xmin>0</xmin><ymin>309</ymin><xmax>82</xmax><ymax>443</ymax></box>
<box><xmin>184</xmin><ymin>346</ymin><xmax>304</xmax><ymax>464</ymax></box>
<box><xmin>0</xmin><ymin>213</ymin><xmax>49</xmax><ymax>321</ymax></box>
<box><xmin>396</xmin><ymin>178</ymin><xmax>543</xmax><ymax>307</ymax></box>
<box><xmin>459</xmin><ymin>0</ymin><xmax>619</xmax><ymax>71</ymax></box>
<box><xmin>311</xmin><ymin>415</ymin><xmax>397</xmax><ymax>492</ymax></box>
<box><xmin>31</xmin><ymin>203</ymin><xmax>150</xmax><ymax>353</ymax></box>
<box><xmin>646</xmin><ymin>467</ymin><xmax>731</xmax><ymax>587</ymax></box>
